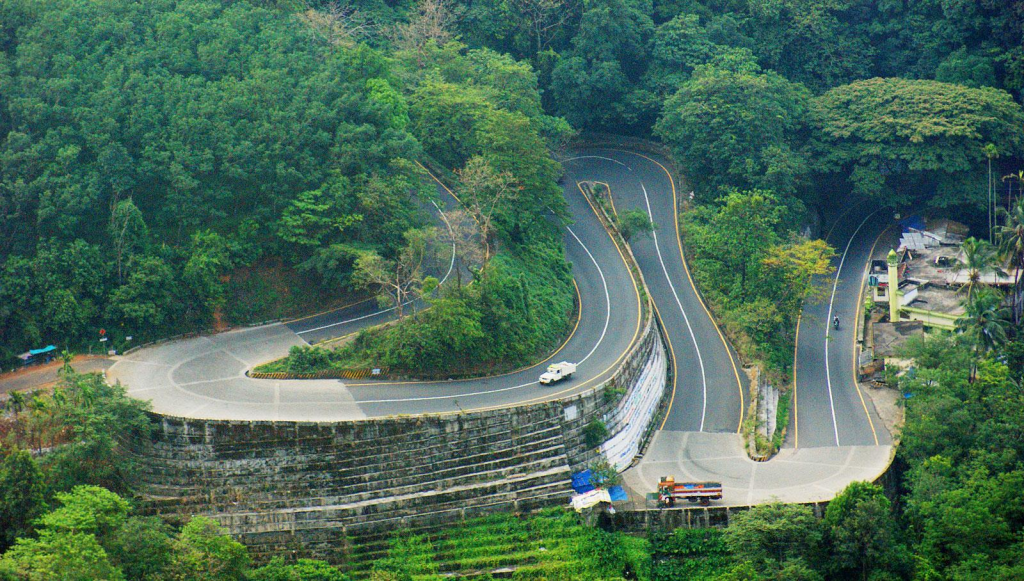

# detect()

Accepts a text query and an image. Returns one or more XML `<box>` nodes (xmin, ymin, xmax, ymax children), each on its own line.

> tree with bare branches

<box><xmin>352</xmin><ymin>227</ymin><xmax>438</xmax><ymax>319</ymax></box>
<box><xmin>509</xmin><ymin>0</ymin><xmax>579</xmax><ymax>56</ymax></box>
<box><xmin>299</xmin><ymin>1</ymin><xmax>375</xmax><ymax>48</ymax></box>
<box><xmin>108</xmin><ymin>199</ymin><xmax>147</xmax><ymax>285</ymax></box>
<box><xmin>455</xmin><ymin>157</ymin><xmax>521</xmax><ymax>261</ymax></box>
<box><xmin>445</xmin><ymin>208</ymin><xmax>486</xmax><ymax>288</ymax></box>
<box><xmin>391</xmin><ymin>0</ymin><xmax>456</xmax><ymax>64</ymax></box>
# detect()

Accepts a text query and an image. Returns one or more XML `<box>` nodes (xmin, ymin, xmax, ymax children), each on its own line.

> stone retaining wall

<box><xmin>130</xmin><ymin>316</ymin><xmax>666</xmax><ymax>564</ymax></box>
<box><xmin>599</xmin><ymin>502</ymin><xmax>829</xmax><ymax>532</ymax></box>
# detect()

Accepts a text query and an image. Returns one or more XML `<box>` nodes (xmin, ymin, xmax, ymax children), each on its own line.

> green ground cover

<box><xmin>258</xmin><ymin>237</ymin><xmax>575</xmax><ymax>379</ymax></box>
<box><xmin>352</xmin><ymin>509</ymin><xmax>650</xmax><ymax>580</ymax></box>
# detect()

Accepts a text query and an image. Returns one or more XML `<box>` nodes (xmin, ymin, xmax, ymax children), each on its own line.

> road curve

<box><xmin>106</xmin><ymin>159</ymin><xmax>642</xmax><ymax>421</ymax></box>
<box><xmin>107</xmin><ymin>146</ymin><xmax>892</xmax><ymax>503</ymax></box>
<box><xmin>564</xmin><ymin>149</ymin><xmax>745</xmax><ymax>434</ymax></box>
<box><xmin>597</xmin><ymin>147</ymin><xmax>893</xmax><ymax>504</ymax></box>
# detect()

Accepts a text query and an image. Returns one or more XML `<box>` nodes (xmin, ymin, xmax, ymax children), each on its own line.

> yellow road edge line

<box><xmin>653</xmin><ymin>300</ymin><xmax>679</xmax><ymax>431</ymax></box>
<box><xmin>345</xmin><ymin>279</ymin><xmax>584</xmax><ymax>387</ymax></box>
<box><xmin>353</xmin><ymin>177</ymin><xmax>643</xmax><ymax>414</ymax></box>
<box><xmin>608</xmin><ymin>148</ymin><xmax>746</xmax><ymax>434</ymax></box>
<box><xmin>782</xmin><ymin>197</ymin><xmax>872</xmax><ymax>448</ymax></box>
<box><xmin>852</xmin><ymin>223</ymin><xmax>891</xmax><ymax>447</ymax></box>
<box><xmin>791</xmin><ymin>198</ymin><xmax>867</xmax><ymax>448</ymax></box>
<box><xmin>443</xmin><ymin>181</ymin><xmax>645</xmax><ymax>414</ymax></box>
<box><xmin>596</xmin><ymin>177</ymin><xmax>677</xmax><ymax>432</ymax></box>
<box><xmin>793</xmin><ymin>313</ymin><xmax>801</xmax><ymax>449</ymax></box>
<box><xmin>343</xmin><ymin>161</ymin><xmax>584</xmax><ymax>385</ymax></box>
<box><xmin>284</xmin><ymin>296</ymin><xmax>376</xmax><ymax>325</ymax></box>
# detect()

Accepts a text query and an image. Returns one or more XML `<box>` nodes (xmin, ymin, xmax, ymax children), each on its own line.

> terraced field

<box><xmin>343</xmin><ymin>509</ymin><xmax>650</xmax><ymax>580</ymax></box>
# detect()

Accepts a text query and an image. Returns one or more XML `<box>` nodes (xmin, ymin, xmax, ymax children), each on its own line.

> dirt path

<box><xmin>0</xmin><ymin>356</ymin><xmax>114</xmax><ymax>395</ymax></box>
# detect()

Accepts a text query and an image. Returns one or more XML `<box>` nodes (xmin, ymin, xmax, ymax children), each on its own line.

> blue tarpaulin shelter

<box><xmin>571</xmin><ymin>470</ymin><xmax>595</xmax><ymax>494</ymax></box>
<box><xmin>571</xmin><ymin>470</ymin><xmax>629</xmax><ymax>502</ymax></box>
<box><xmin>19</xmin><ymin>345</ymin><xmax>56</xmax><ymax>363</ymax></box>
<box><xmin>608</xmin><ymin>486</ymin><xmax>628</xmax><ymax>502</ymax></box>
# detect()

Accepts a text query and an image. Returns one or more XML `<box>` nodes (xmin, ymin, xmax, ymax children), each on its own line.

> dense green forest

<box><xmin>4</xmin><ymin>0</ymin><xmax>1023</xmax><ymax>374</ymax></box>
<box><xmin>2</xmin><ymin>0</ymin><xmax>1024</xmax><ymax>578</ymax></box>
<box><xmin>0</xmin><ymin>0</ymin><xmax>575</xmax><ymax>372</ymax></box>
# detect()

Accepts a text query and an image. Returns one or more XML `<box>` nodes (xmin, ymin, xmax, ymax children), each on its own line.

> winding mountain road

<box><xmin>106</xmin><ymin>147</ymin><xmax>892</xmax><ymax>505</ymax></box>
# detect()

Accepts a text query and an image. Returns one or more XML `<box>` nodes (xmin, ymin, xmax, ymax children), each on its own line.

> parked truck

<box><xmin>539</xmin><ymin>361</ymin><xmax>576</xmax><ymax>385</ymax></box>
<box><xmin>657</xmin><ymin>476</ymin><xmax>723</xmax><ymax>507</ymax></box>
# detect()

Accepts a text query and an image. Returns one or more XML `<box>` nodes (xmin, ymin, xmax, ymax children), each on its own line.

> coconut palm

<box><xmin>996</xmin><ymin>197</ymin><xmax>1024</xmax><ymax>325</ymax></box>
<box><xmin>957</xmin><ymin>289</ymin><xmax>1011</xmax><ymax>352</ymax></box>
<box><xmin>955</xmin><ymin>237</ymin><xmax>1006</xmax><ymax>302</ymax></box>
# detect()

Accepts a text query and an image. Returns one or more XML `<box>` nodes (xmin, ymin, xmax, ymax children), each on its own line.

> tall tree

<box><xmin>811</xmin><ymin>78</ymin><xmax>1024</xmax><ymax>209</ymax></box>
<box><xmin>392</xmin><ymin>0</ymin><xmax>456</xmax><ymax>64</ymax></box>
<box><xmin>167</xmin><ymin>517</ymin><xmax>251</xmax><ymax>581</ymax></box>
<box><xmin>0</xmin><ymin>449</ymin><xmax>47</xmax><ymax>551</ymax></box>
<box><xmin>955</xmin><ymin>237</ymin><xmax>1006</xmax><ymax>302</ymax></box>
<box><xmin>508</xmin><ymin>0</ymin><xmax>579</xmax><ymax>56</ymax></box>
<box><xmin>655</xmin><ymin>66</ymin><xmax>811</xmax><ymax>199</ymax></box>
<box><xmin>352</xmin><ymin>228</ymin><xmax>438</xmax><ymax>319</ymax></box>
<box><xmin>455</xmin><ymin>156</ymin><xmax>520</xmax><ymax>260</ymax></box>
<box><xmin>722</xmin><ymin>502</ymin><xmax>822</xmax><ymax>575</ymax></box>
<box><xmin>108</xmin><ymin>199</ymin><xmax>147</xmax><ymax>285</ymax></box>
<box><xmin>958</xmin><ymin>289</ymin><xmax>1012</xmax><ymax>352</ymax></box>
<box><xmin>996</xmin><ymin>198</ymin><xmax>1024</xmax><ymax>324</ymax></box>
<box><xmin>824</xmin><ymin>482</ymin><xmax>907</xmax><ymax>581</ymax></box>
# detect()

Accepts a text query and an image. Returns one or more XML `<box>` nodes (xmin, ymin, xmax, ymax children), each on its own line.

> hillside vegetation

<box><xmin>2</xmin><ymin>0</ymin><xmax>1024</xmax><ymax>579</ymax></box>
<box><xmin>0</xmin><ymin>0</ymin><xmax>574</xmax><ymax>375</ymax></box>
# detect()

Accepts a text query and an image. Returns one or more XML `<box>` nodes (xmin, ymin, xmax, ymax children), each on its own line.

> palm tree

<box><xmin>996</xmin><ymin>197</ymin><xmax>1024</xmax><ymax>325</ymax></box>
<box><xmin>957</xmin><ymin>289</ymin><xmax>1011</xmax><ymax>353</ymax></box>
<box><xmin>1004</xmin><ymin>170</ymin><xmax>1024</xmax><ymax>206</ymax></box>
<box><xmin>955</xmin><ymin>237</ymin><xmax>1006</xmax><ymax>302</ymax></box>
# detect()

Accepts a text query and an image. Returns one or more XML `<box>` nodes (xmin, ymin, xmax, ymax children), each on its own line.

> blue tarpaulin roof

<box><xmin>608</xmin><ymin>486</ymin><xmax>628</xmax><ymax>502</ymax></box>
<box><xmin>571</xmin><ymin>470</ymin><xmax>595</xmax><ymax>494</ymax></box>
<box><xmin>573</xmin><ymin>471</ymin><xmax>628</xmax><ymax>501</ymax></box>
<box><xmin>29</xmin><ymin>345</ymin><xmax>56</xmax><ymax>356</ymax></box>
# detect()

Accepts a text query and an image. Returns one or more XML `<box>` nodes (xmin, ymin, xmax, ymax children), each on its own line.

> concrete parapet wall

<box><xmin>130</xmin><ymin>316</ymin><xmax>667</xmax><ymax>563</ymax></box>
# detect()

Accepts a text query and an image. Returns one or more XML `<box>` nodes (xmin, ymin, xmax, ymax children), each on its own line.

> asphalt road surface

<box><xmin>106</xmin><ymin>161</ymin><xmax>641</xmax><ymax>420</ymax></box>
<box><xmin>106</xmin><ymin>147</ymin><xmax>892</xmax><ymax>499</ymax></box>
<box><xmin>564</xmin><ymin>149</ymin><xmax>744</xmax><ymax>434</ymax></box>
<box><xmin>791</xmin><ymin>206</ymin><xmax>893</xmax><ymax>448</ymax></box>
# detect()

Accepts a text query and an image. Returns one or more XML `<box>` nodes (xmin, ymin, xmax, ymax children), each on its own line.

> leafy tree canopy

<box><xmin>656</xmin><ymin>65</ymin><xmax>812</xmax><ymax>200</ymax></box>
<box><xmin>811</xmin><ymin>78</ymin><xmax>1024</xmax><ymax>208</ymax></box>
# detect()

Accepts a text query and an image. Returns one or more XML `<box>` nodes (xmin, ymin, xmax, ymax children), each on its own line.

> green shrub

<box><xmin>284</xmin><ymin>346</ymin><xmax>338</xmax><ymax>375</ymax></box>
<box><xmin>270</xmin><ymin>238</ymin><xmax>574</xmax><ymax>378</ymax></box>
<box><xmin>617</xmin><ymin>209</ymin><xmax>656</xmax><ymax>242</ymax></box>
<box><xmin>583</xmin><ymin>420</ymin><xmax>608</xmax><ymax>449</ymax></box>
<box><xmin>771</xmin><ymin>391</ymin><xmax>792</xmax><ymax>451</ymax></box>
<box><xmin>650</xmin><ymin>529</ymin><xmax>731</xmax><ymax>581</ymax></box>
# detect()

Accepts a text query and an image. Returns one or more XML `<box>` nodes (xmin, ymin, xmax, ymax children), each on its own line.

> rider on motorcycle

<box><xmin>833</xmin><ymin>316</ymin><xmax>840</xmax><ymax>330</ymax></box>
